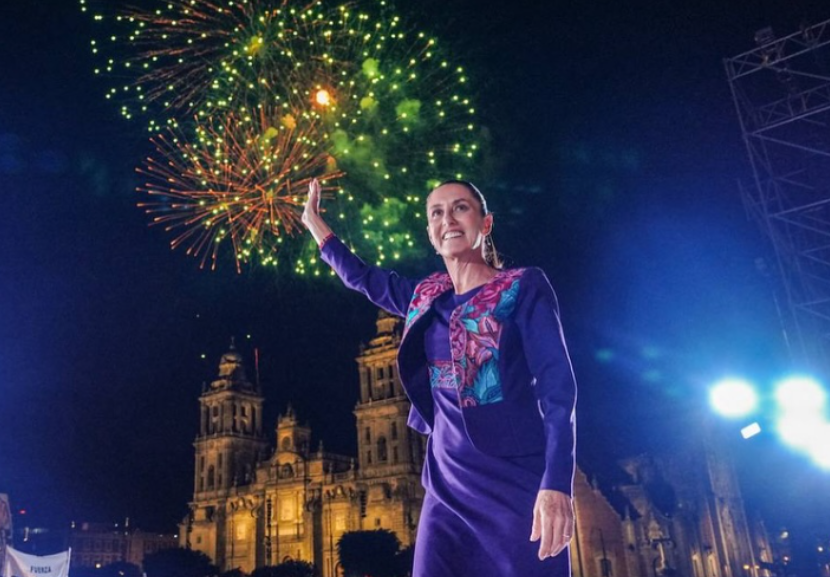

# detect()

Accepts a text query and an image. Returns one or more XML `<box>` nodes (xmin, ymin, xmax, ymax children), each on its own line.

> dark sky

<box><xmin>1</xmin><ymin>0</ymin><xmax>829</xmax><ymax>554</ymax></box>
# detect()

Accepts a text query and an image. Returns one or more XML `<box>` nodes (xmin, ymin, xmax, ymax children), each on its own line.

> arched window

<box><xmin>377</xmin><ymin>436</ymin><xmax>388</xmax><ymax>462</ymax></box>
<box><xmin>391</xmin><ymin>422</ymin><xmax>398</xmax><ymax>440</ymax></box>
<box><xmin>207</xmin><ymin>466</ymin><xmax>215</xmax><ymax>490</ymax></box>
<box><xmin>364</xmin><ymin>368</ymin><xmax>372</xmax><ymax>400</ymax></box>
<box><xmin>240</xmin><ymin>405</ymin><xmax>249</xmax><ymax>433</ymax></box>
<box><xmin>210</xmin><ymin>405</ymin><xmax>220</xmax><ymax>433</ymax></box>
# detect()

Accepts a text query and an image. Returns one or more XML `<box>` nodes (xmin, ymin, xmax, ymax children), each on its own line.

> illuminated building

<box><xmin>69</xmin><ymin>522</ymin><xmax>178</xmax><ymax>570</ymax></box>
<box><xmin>183</xmin><ymin>314</ymin><xmax>424</xmax><ymax>576</ymax></box>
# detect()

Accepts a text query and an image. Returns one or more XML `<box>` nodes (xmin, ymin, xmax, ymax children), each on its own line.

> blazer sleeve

<box><xmin>515</xmin><ymin>267</ymin><xmax>577</xmax><ymax>495</ymax></box>
<box><xmin>320</xmin><ymin>235</ymin><xmax>418</xmax><ymax>318</ymax></box>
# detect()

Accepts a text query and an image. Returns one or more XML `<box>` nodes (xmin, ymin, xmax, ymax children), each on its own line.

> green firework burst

<box><xmin>83</xmin><ymin>0</ymin><xmax>485</xmax><ymax>273</ymax></box>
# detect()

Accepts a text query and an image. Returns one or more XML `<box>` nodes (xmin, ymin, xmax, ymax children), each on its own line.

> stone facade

<box><xmin>69</xmin><ymin>522</ymin><xmax>178</xmax><ymax>569</ymax></box>
<box><xmin>573</xmin><ymin>449</ymin><xmax>774</xmax><ymax>577</ymax></box>
<box><xmin>182</xmin><ymin>318</ymin><xmax>424</xmax><ymax>577</ymax></box>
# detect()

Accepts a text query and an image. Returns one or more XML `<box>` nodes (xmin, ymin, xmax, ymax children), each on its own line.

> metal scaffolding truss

<box><xmin>726</xmin><ymin>17</ymin><xmax>830</xmax><ymax>371</ymax></box>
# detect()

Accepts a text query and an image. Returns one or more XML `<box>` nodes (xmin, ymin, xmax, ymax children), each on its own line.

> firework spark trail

<box><xmin>138</xmin><ymin>107</ymin><xmax>341</xmax><ymax>271</ymax></box>
<box><xmin>90</xmin><ymin>0</ymin><xmax>342</xmax><ymax>122</ymax></box>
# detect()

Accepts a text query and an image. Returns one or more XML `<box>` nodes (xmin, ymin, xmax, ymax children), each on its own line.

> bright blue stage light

<box><xmin>807</xmin><ymin>424</ymin><xmax>830</xmax><ymax>470</ymax></box>
<box><xmin>774</xmin><ymin>376</ymin><xmax>827</xmax><ymax>415</ymax></box>
<box><xmin>710</xmin><ymin>378</ymin><xmax>758</xmax><ymax>418</ymax></box>
<box><xmin>777</xmin><ymin>414</ymin><xmax>823</xmax><ymax>450</ymax></box>
<box><xmin>775</xmin><ymin>378</ymin><xmax>830</xmax><ymax>469</ymax></box>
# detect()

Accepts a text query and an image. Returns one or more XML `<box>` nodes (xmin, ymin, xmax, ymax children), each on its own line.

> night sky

<box><xmin>2</xmin><ymin>0</ymin><xmax>829</xmax><ymax>556</ymax></box>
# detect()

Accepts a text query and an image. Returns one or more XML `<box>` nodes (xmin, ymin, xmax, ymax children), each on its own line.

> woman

<box><xmin>302</xmin><ymin>178</ymin><xmax>576</xmax><ymax>577</ymax></box>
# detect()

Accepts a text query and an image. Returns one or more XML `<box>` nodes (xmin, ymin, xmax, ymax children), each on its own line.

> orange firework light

<box><xmin>314</xmin><ymin>89</ymin><xmax>332</xmax><ymax>106</ymax></box>
<box><xmin>138</xmin><ymin>107</ymin><xmax>342</xmax><ymax>272</ymax></box>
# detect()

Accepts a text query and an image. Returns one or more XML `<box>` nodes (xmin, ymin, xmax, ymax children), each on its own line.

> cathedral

<box><xmin>181</xmin><ymin>313</ymin><xmax>775</xmax><ymax>577</ymax></box>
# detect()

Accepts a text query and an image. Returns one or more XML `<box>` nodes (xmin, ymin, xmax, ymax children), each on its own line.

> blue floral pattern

<box><xmin>428</xmin><ymin>361</ymin><xmax>458</xmax><ymax>390</ymax></box>
<box><xmin>451</xmin><ymin>269</ymin><xmax>525</xmax><ymax>406</ymax></box>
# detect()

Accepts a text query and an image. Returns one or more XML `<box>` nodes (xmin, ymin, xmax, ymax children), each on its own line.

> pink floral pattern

<box><xmin>403</xmin><ymin>272</ymin><xmax>454</xmax><ymax>336</ymax></box>
<box><xmin>404</xmin><ymin>268</ymin><xmax>527</xmax><ymax>407</ymax></box>
<box><xmin>455</xmin><ymin>269</ymin><xmax>525</xmax><ymax>406</ymax></box>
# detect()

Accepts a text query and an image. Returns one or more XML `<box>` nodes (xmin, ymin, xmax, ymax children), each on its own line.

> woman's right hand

<box><xmin>302</xmin><ymin>178</ymin><xmax>333</xmax><ymax>245</ymax></box>
<box><xmin>302</xmin><ymin>178</ymin><xmax>322</xmax><ymax>227</ymax></box>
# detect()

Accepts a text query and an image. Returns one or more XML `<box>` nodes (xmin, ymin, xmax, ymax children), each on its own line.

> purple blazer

<box><xmin>321</xmin><ymin>236</ymin><xmax>576</xmax><ymax>495</ymax></box>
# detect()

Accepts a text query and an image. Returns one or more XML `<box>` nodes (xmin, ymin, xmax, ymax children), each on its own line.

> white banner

<box><xmin>0</xmin><ymin>494</ymin><xmax>12</xmax><ymax>572</ymax></box>
<box><xmin>2</xmin><ymin>547</ymin><xmax>71</xmax><ymax>577</ymax></box>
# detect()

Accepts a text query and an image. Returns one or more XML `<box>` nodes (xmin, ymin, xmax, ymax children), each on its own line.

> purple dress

<box><xmin>416</xmin><ymin>289</ymin><xmax>567</xmax><ymax>577</ymax></box>
<box><xmin>320</xmin><ymin>236</ymin><xmax>573</xmax><ymax>577</ymax></box>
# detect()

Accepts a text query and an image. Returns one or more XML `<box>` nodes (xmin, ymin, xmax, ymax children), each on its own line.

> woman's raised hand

<box><xmin>302</xmin><ymin>178</ymin><xmax>333</xmax><ymax>245</ymax></box>
<box><xmin>302</xmin><ymin>178</ymin><xmax>321</xmax><ymax>226</ymax></box>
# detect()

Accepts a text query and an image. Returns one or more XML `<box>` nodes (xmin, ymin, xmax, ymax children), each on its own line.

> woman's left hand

<box><xmin>530</xmin><ymin>489</ymin><xmax>574</xmax><ymax>560</ymax></box>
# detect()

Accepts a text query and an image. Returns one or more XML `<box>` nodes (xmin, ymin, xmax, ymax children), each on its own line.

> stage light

<box><xmin>806</xmin><ymin>422</ymin><xmax>830</xmax><ymax>470</ymax></box>
<box><xmin>810</xmin><ymin>447</ymin><xmax>830</xmax><ymax>471</ymax></box>
<box><xmin>741</xmin><ymin>422</ymin><xmax>762</xmax><ymax>439</ymax></box>
<box><xmin>777</xmin><ymin>414</ymin><xmax>824</xmax><ymax>451</ymax></box>
<box><xmin>710</xmin><ymin>378</ymin><xmax>758</xmax><ymax>418</ymax></box>
<box><xmin>774</xmin><ymin>376</ymin><xmax>826</xmax><ymax>414</ymax></box>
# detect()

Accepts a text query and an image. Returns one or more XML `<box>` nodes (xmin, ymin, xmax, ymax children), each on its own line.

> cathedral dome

<box><xmin>219</xmin><ymin>349</ymin><xmax>243</xmax><ymax>367</ymax></box>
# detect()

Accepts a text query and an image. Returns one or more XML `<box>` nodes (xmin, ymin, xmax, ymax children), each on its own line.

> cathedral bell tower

<box><xmin>353</xmin><ymin>312</ymin><xmax>425</xmax><ymax>545</ymax></box>
<box><xmin>187</xmin><ymin>341</ymin><xmax>269</xmax><ymax>569</ymax></box>
<box><xmin>354</xmin><ymin>312</ymin><xmax>425</xmax><ymax>478</ymax></box>
<box><xmin>194</xmin><ymin>340</ymin><xmax>268</xmax><ymax>495</ymax></box>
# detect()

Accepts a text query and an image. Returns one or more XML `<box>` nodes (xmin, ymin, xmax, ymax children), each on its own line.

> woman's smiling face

<box><xmin>426</xmin><ymin>183</ymin><xmax>492</xmax><ymax>261</ymax></box>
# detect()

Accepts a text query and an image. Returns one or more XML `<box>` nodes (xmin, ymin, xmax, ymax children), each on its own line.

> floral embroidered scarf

<box><xmin>403</xmin><ymin>268</ymin><xmax>526</xmax><ymax>406</ymax></box>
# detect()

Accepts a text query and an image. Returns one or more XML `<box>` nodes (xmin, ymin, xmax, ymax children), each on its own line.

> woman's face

<box><xmin>426</xmin><ymin>183</ymin><xmax>492</xmax><ymax>261</ymax></box>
